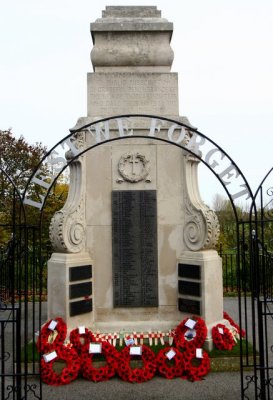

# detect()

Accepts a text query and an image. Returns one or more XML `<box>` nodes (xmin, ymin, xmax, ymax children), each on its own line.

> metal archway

<box><xmin>1</xmin><ymin>115</ymin><xmax>272</xmax><ymax>399</ymax></box>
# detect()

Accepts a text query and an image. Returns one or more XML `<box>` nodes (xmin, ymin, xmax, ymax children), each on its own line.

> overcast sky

<box><xmin>1</xmin><ymin>0</ymin><xmax>273</xmax><ymax>205</ymax></box>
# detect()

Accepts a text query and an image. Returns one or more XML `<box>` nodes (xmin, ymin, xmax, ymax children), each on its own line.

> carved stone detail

<box><xmin>49</xmin><ymin>133</ymin><xmax>86</xmax><ymax>253</ymax></box>
<box><xmin>183</xmin><ymin>154</ymin><xmax>220</xmax><ymax>251</ymax></box>
<box><xmin>118</xmin><ymin>152</ymin><xmax>150</xmax><ymax>183</ymax></box>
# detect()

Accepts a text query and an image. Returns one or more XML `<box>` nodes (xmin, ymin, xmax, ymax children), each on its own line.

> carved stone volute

<box><xmin>183</xmin><ymin>154</ymin><xmax>220</xmax><ymax>251</ymax></box>
<box><xmin>49</xmin><ymin>134</ymin><xmax>86</xmax><ymax>253</ymax></box>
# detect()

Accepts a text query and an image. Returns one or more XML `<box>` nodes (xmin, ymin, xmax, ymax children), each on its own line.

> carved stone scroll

<box><xmin>183</xmin><ymin>154</ymin><xmax>220</xmax><ymax>251</ymax></box>
<box><xmin>49</xmin><ymin>134</ymin><xmax>86</xmax><ymax>253</ymax></box>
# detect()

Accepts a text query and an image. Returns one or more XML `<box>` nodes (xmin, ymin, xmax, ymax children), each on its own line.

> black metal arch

<box><xmin>22</xmin><ymin>114</ymin><xmax>255</xmax><ymax>226</ymax></box>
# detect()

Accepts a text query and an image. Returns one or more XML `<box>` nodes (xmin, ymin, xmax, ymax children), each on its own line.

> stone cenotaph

<box><xmin>48</xmin><ymin>6</ymin><xmax>222</xmax><ymax>346</ymax></box>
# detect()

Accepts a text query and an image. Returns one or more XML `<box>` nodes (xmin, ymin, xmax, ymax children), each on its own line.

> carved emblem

<box><xmin>117</xmin><ymin>152</ymin><xmax>151</xmax><ymax>183</ymax></box>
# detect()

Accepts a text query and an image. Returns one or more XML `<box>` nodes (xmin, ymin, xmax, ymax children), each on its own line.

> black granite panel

<box><xmin>69</xmin><ymin>282</ymin><xmax>92</xmax><ymax>299</ymax></box>
<box><xmin>178</xmin><ymin>280</ymin><xmax>201</xmax><ymax>297</ymax></box>
<box><xmin>69</xmin><ymin>265</ymin><xmax>92</xmax><ymax>282</ymax></box>
<box><xmin>69</xmin><ymin>299</ymin><xmax>92</xmax><ymax>317</ymax></box>
<box><xmin>112</xmin><ymin>190</ymin><xmax>158</xmax><ymax>307</ymax></box>
<box><xmin>178</xmin><ymin>264</ymin><xmax>201</xmax><ymax>280</ymax></box>
<box><xmin>178</xmin><ymin>298</ymin><xmax>201</xmax><ymax>315</ymax></box>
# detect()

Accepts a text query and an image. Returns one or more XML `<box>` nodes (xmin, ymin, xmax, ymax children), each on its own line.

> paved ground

<box><xmin>42</xmin><ymin>372</ymin><xmax>243</xmax><ymax>400</ymax></box>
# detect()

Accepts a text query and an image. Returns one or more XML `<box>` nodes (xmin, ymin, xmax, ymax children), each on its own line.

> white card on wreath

<box><xmin>166</xmin><ymin>349</ymin><xmax>176</xmax><ymax>360</ymax></box>
<box><xmin>130</xmin><ymin>346</ymin><xmax>142</xmax><ymax>356</ymax></box>
<box><xmin>79</xmin><ymin>326</ymin><xmax>85</xmax><ymax>334</ymax></box>
<box><xmin>48</xmin><ymin>320</ymin><xmax>58</xmax><ymax>331</ymax></box>
<box><xmin>185</xmin><ymin>319</ymin><xmax>196</xmax><ymax>329</ymax></box>
<box><xmin>218</xmin><ymin>327</ymin><xmax>224</xmax><ymax>335</ymax></box>
<box><xmin>89</xmin><ymin>343</ymin><xmax>102</xmax><ymax>354</ymax></box>
<box><xmin>43</xmin><ymin>351</ymin><xmax>57</xmax><ymax>363</ymax></box>
<box><xmin>125</xmin><ymin>338</ymin><xmax>135</xmax><ymax>346</ymax></box>
<box><xmin>196</xmin><ymin>348</ymin><xmax>203</xmax><ymax>359</ymax></box>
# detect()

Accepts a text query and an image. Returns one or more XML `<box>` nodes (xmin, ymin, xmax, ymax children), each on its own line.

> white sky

<box><xmin>1</xmin><ymin>0</ymin><xmax>273</xmax><ymax>205</ymax></box>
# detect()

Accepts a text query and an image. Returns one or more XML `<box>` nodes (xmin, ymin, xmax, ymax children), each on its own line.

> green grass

<box><xmin>209</xmin><ymin>339</ymin><xmax>256</xmax><ymax>358</ymax></box>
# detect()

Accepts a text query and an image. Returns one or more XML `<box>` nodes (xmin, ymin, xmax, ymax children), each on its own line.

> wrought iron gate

<box><xmin>238</xmin><ymin>168</ymin><xmax>273</xmax><ymax>399</ymax></box>
<box><xmin>0</xmin><ymin>168</ymin><xmax>43</xmax><ymax>400</ymax></box>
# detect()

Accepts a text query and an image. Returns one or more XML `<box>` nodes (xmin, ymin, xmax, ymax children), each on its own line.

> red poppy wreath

<box><xmin>69</xmin><ymin>327</ymin><xmax>95</xmax><ymax>355</ymax></box>
<box><xmin>37</xmin><ymin>317</ymin><xmax>67</xmax><ymax>353</ymax></box>
<box><xmin>156</xmin><ymin>346</ymin><xmax>185</xmax><ymax>379</ymax></box>
<box><xmin>211</xmin><ymin>323</ymin><xmax>235</xmax><ymax>351</ymax></box>
<box><xmin>183</xmin><ymin>342</ymin><xmax>210</xmax><ymax>381</ymax></box>
<box><xmin>41</xmin><ymin>345</ymin><xmax>81</xmax><ymax>386</ymax></box>
<box><xmin>117</xmin><ymin>345</ymin><xmax>157</xmax><ymax>383</ymax></box>
<box><xmin>81</xmin><ymin>341</ymin><xmax>119</xmax><ymax>382</ymax></box>
<box><xmin>223</xmin><ymin>311</ymin><xmax>246</xmax><ymax>338</ymax></box>
<box><xmin>174</xmin><ymin>317</ymin><xmax>207</xmax><ymax>350</ymax></box>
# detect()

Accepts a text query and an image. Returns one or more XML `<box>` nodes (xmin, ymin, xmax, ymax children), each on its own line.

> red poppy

<box><xmin>174</xmin><ymin>317</ymin><xmax>207</xmax><ymax>350</ymax></box>
<box><xmin>117</xmin><ymin>345</ymin><xmax>157</xmax><ymax>383</ymax></box>
<box><xmin>223</xmin><ymin>311</ymin><xmax>246</xmax><ymax>338</ymax></box>
<box><xmin>69</xmin><ymin>327</ymin><xmax>95</xmax><ymax>355</ymax></box>
<box><xmin>41</xmin><ymin>345</ymin><xmax>81</xmax><ymax>386</ymax></box>
<box><xmin>156</xmin><ymin>347</ymin><xmax>185</xmax><ymax>379</ymax></box>
<box><xmin>37</xmin><ymin>317</ymin><xmax>67</xmax><ymax>353</ymax></box>
<box><xmin>211</xmin><ymin>323</ymin><xmax>235</xmax><ymax>351</ymax></box>
<box><xmin>81</xmin><ymin>341</ymin><xmax>119</xmax><ymax>382</ymax></box>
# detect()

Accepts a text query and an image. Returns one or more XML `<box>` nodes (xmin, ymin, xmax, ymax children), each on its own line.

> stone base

<box><xmin>178</xmin><ymin>250</ymin><xmax>224</xmax><ymax>351</ymax></box>
<box><xmin>47</xmin><ymin>252</ymin><xmax>94</xmax><ymax>330</ymax></box>
<box><xmin>91</xmin><ymin>305</ymin><xmax>182</xmax><ymax>333</ymax></box>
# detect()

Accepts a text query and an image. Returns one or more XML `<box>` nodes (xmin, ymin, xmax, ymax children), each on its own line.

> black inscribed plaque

<box><xmin>178</xmin><ymin>281</ymin><xmax>201</xmax><ymax>297</ymax></box>
<box><xmin>178</xmin><ymin>298</ymin><xmax>201</xmax><ymax>315</ymax></box>
<box><xmin>178</xmin><ymin>264</ymin><xmax>201</xmax><ymax>280</ymax></box>
<box><xmin>69</xmin><ymin>299</ymin><xmax>92</xmax><ymax>317</ymax></box>
<box><xmin>69</xmin><ymin>282</ymin><xmax>92</xmax><ymax>299</ymax></box>
<box><xmin>69</xmin><ymin>265</ymin><xmax>92</xmax><ymax>282</ymax></box>
<box><xmin>112</xmin><ymin>190</ymin><xmax>158</xmax><ymax>307</ymax></box>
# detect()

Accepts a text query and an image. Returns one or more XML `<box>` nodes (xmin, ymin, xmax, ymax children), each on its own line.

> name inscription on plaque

<box><xmin>112</xmin><ymin>190</ymin><xmax>158</xmax><ymax>307</ymax></box>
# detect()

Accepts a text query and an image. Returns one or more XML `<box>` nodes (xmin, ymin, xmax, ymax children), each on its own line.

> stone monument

<box><xmin>48</xmin><ymin>6</ymin><xmax>223</xmax><ymax>347</ymax></box>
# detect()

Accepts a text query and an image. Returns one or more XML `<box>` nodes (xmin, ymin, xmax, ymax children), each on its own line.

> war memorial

<box><xmin>1</xmin><ymin>6</ymin><xmax>273</xmax><ymax>400</ymax></box>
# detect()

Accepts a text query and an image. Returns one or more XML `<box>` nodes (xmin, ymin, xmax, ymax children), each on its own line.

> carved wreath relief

<box><xmin>117</xmin><ymin>152</ymin><xmax>151</xmax><ymax>183</ymax></box>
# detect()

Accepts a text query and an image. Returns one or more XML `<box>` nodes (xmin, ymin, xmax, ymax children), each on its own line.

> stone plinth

<box><xmin>87</xmin><ymin>73</ymin><xmax>178</xmax><ymax>116</ymax></box>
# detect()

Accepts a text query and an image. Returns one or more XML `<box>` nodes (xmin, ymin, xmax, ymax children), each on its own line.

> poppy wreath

<box><xmin>174</xmin><ymin>317</ymin><xmax>207</xmax><ymax>350</ymax></box>
<box><xmin>69</xmin><ymin>327</ymin><xmax>96</xmax><ymax>355</ymax></box>
<box><xmin>183</xmin><ymin>342</ymin><xmax>210</xmax><ymax>381</ymax></box>
<box><xmin>223</xmin><ymin>311</ymin><xmax>246</xmax><ymax>338</ymax></box>
<box><xmin>156</xmin><ymin>346</ymin><xmax>185</xmax><ymax>379</ymax></box>
<box><xmin>41</xmin><ymin>345</ymin><xmax>81</xmax><ymax>386</ymax></box>
<box><xmin>37</xmin><ymin>317</ymin><xmax>67</xmax><ymax>353</ymax></box>
<box><xmin>117</xmin><ymin>345</ymin><xmax>157</xmax><ymax>383</ymax></box>
<box><xmin>81</xmin><ymin>341</ymin><xmax>119</xmax><ymax>382</ymax></box>
<box><xmin>211</xmin><ymin>323</ymin><xmax>235</xmax><ymax>351</ymax></box>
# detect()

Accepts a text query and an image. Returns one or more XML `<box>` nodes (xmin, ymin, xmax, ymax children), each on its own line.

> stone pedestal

<box><xmin>47</xmin><ymin>252</ymin><xmax>94</xmax><ymax>330</ymax></box>
<box><xmin>177</xmin><ymin>250</ymin><xmax>223</xmax><ymax>349</ymax></box>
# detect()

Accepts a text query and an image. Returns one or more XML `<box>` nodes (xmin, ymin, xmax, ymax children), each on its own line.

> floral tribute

<box><xmin>41</xmin><ymin>345</ymin><xmax>81</xmax><ymax>386</ymax></box>
<box><xmin>36</xmin><ymin>312</ymin><xmax>245</xmax><ymax>386</ymax></box>
<box><xmin>117</xmin><ymin>345</ymin><xmax>157</xmax><ymax>383</ymax></box>
<box><xmin>81</xmin><ymin>341</ymin><xmax>119</xmax><ymax>382</ymax></box>
<box><xmin>174</xmin><ymin>317</ymin><xmax>207</xmax><ymax>350</ymax></box>
<box><xmin>156</xmin><ymin>347</ymin><xmax>185</xmax><ymax>379</ymax></box>
<box><xmin>223</xmin><ymin>311</ymin><xmax>246</xmax><ymax>338</ymax></box>
<box><xmin>37</xmin><ymin>317</ymin><xmax>67</xmax><ymax>353</ymax></box>
<box><xmin>183</xmin><ymin>342</ymin><xmax>210</xmax><ymax>381</ymax></box>
<box><xmin>211</xmin><ymin>323</ymin><xmax>235</xmax><ymax>351</ymax></box>
<box><xmin>69</xmin><ymin>327</ymin><xmax>95</xmax><ymax>355</ymax></box>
